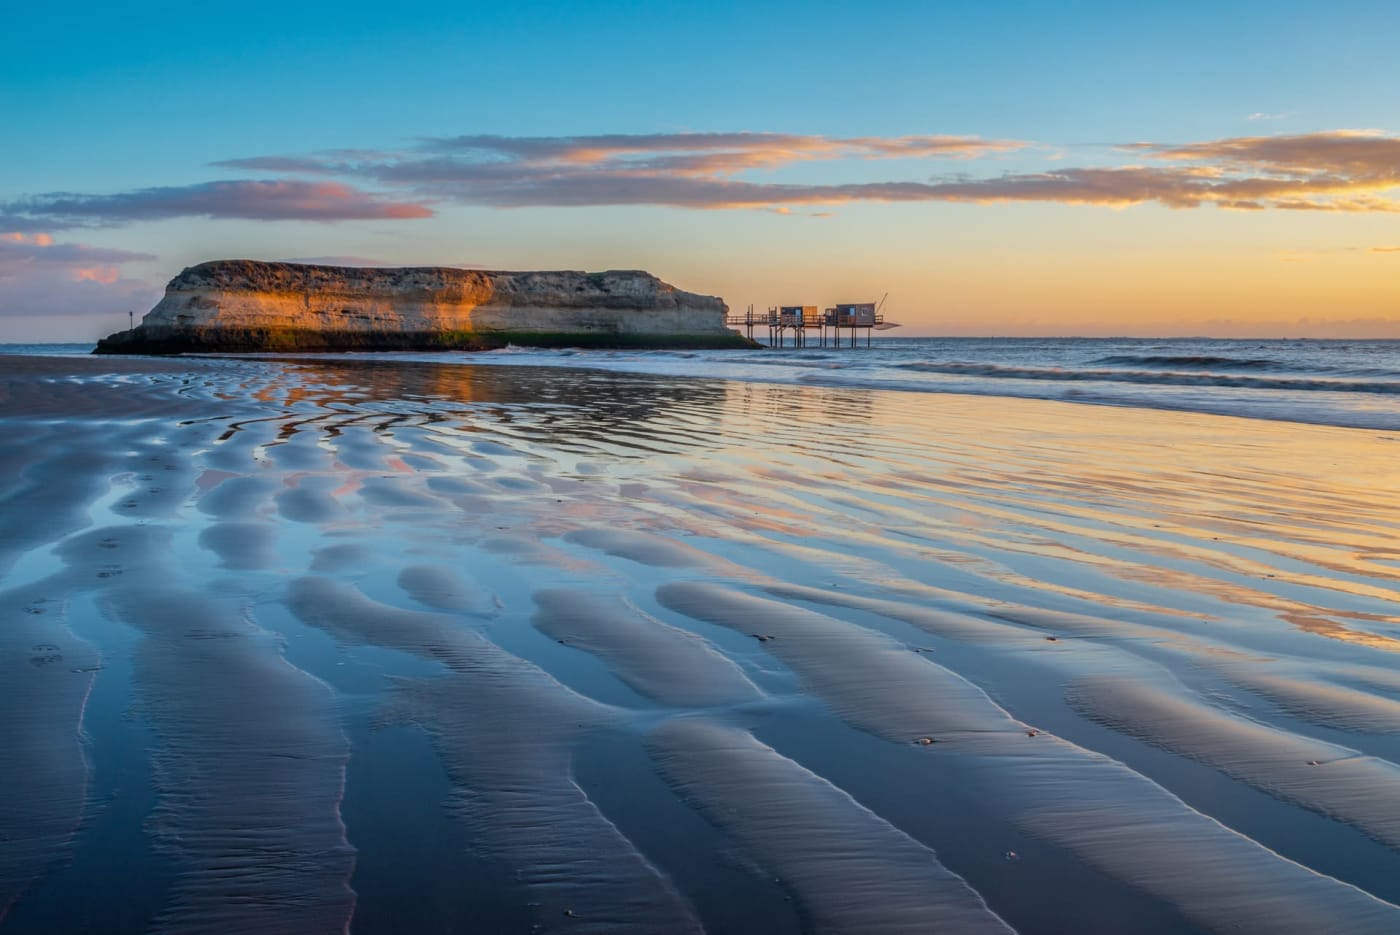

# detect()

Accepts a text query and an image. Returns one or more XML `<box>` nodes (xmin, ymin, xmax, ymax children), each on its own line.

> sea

<box><xmin>9</xmin><ymin>336</ymin><xmax>1400</xmax><ymax>431</ymax></box>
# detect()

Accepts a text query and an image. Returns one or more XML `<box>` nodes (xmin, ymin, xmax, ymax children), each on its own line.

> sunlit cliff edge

<box><xmin>94</xmin><ymin>260</ymin><xmax>754</xmax><ymax>354</ymax></box>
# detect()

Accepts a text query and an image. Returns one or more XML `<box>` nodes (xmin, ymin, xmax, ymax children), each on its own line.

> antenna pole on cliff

<box><xmin>128</xmin><ymin>310</ymin><xmax>134</xmax><ymax>329</ymax></box>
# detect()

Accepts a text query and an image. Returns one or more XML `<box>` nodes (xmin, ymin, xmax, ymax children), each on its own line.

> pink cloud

<box><xmin>2</xmin><ymin>179</ymin><xmax>433</xmax><ymax>230</ymax></box>
<box><xmin>0</xmin><ymin>269</ymin><xmax>160</xmax><ymax>329</ymax></box>
<box><xmin>214</xmin><ymin>129</ymin><xmax>1400</xmax><ymax>214</ymax></box>
<box><xmin>0</xmin><ymin>234</ymin><xmax>155</xmax><ymax>278</ymax></box>
<box><xmin>419</xmin><ymin>132</ymin><xmax>1026</xmax><ymax>167</ymax></box>
<box><xmin>73</xmin><ymin>265</ymin><xmax>122</xmax><ymax>284</ymax></box>
<box><xmin>2</xmin><ymin>232</ymin><xmax>54</xmax><ymax>245</ymax></box>
<box><xmin>17</xmin><ymin>130</ymin><xmax>1400</xmax><ymax>225</ymax></box>
<box><xmin>276</xmin><ymin>255</ymin><xmax>397</xmax><ymax>267</ymax></box>
<box><xmin>0</xmin><ymin>231</ymin><xmax>159</xmax><ymax>326</ymax></box>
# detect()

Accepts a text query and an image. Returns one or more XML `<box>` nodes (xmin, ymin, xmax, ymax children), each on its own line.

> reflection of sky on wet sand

<box><xmin>3</xmin><ymin>353</ymin><xmax>1400</xmax><ymax>933</ymax></box>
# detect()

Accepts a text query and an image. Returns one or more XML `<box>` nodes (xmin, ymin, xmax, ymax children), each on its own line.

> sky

<box><xmin>3</xmin><ymin>0</ymin><xmax>1400</xmax><ymax>341</ymax></box>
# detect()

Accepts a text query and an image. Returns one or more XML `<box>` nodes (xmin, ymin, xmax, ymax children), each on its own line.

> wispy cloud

<box><xmin>1</xmin><ymin>180</ymin><xmax>433</xmax><ymax>230</ymax></box>
<box><xmin>0</xmin><ymin>231</ymin><xmax>160</xmax><ymax>320</ymax></box>
<box><xmin>276</xmin><ymin>255</ymin><xmax>398</xmax><ymax>267</ymax></box>
<box><xmin>420</xmin><ymin>132</ymin><xmax>1027</xmax><ymax>166</ymax></box>
<box><xmin>1129</xmin><ymin>129</ymin><xmax>1400</xmax><ymax>175</ymax></box>
<box><xmin>1247</xmin><ymin>112</ymin><xmax>1295</xmax><ymax>121</ymax></box>
<box><xmin>215</xmin><ymin>129</ymin><xmax>1400</xmax><ymax>214</ymax></box>
<box><xmin>277</xmin><ymin>255</ymin><xmax>488</xmax><ymax>269</ymax></box>
<box><xmin>216</xmin><ymin>132</ymin><xmax>1028</xmax><ymax>184</ymax></box>
<box><xmin>0</xmin><ymin>231</ymin><xmax>155</xmax><ymax>280</ymax></box>
<box><xmin>1371</xmin><ymin>245</ymin><xmax>1400</xmax><ymax>253</ymax></box>
<box><xmin>10</xmin><ymin>130</ymin><xmax>1400</xmax><ymax>226</ymax></box>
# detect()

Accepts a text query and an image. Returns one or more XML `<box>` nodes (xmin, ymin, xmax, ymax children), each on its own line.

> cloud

<box><xmin>1269</xmin><ymin>197</ymin><xmax>1400</xmax><ymax>212</ymax></box>
<box><xmin>0</xmin><ymin>270</ymin><xmax>159</xmax><ymax>322</ymax></box>
<box><xmin>1110</xmin><ymin>130</ymin><xmax>1400</xmax><ymax>211</ymax></box>
<box><xmin>212</xmin><ymin>129</ymin><xmax>1400</xmax><ymax>215</ymax></box>
<box><xmin>418</xmin><ymin>132</ymin><xmax>1025</xmax><ymax>166</ymax></box>
<box><xmin>0</xmin><ymin>232</ymin><xmax>156</xmax><ymax>279</ymax></box>
<box><xmin>0</xmin><ymin>231</ymin><xmax>160</xmax><ymax>322</ymax></box>
<box><xmin>14</xmin><ymin>130</ymin><xmax>1400</xmax><ymax>226</ymax></box>
<box><xmin>0</xmin><ymin>232</ymin><xmax>51</xmax><ymax>243</ymax></box>
<box><xmin>212</xmin><ymin>156</ymin><xmax>345</xmax><ymax>174</ymax></box>
<box><xmin>275</xmin><ymin>255</ymin><xmax>487</xmax><ymax>269</ymax></box>
<box><xmin>276</xmin><ymin>255</ymin><xmax>398</xmax><ymax>266</ymax></box>
<box><xmin>1371</xmin><ymin>246</ymin><xmax>1400</xmax><ymax>253</ymax></box>
<box><xmin>1247</xmin><ymin>112</ymin><xmax>1295</xmax><ymax>121</ymax></box>
<box><xmin>1132</xmin><ymin>129</ymin><xmax>1400</xmax><ymax>176</ymax></box>
<box><xmin>216</xmin><ymin>133</ymin><xmax>1028</xmax><ymax>184</ymax></box>
<box><xmin>0</xmin><ymin>214</ymin><xmax>63</xmax><ymax>234</ymax></box>
<box><xmin>1</xmin><ymin>180</ymin><xmax>434</xmax><ymax>230</ymax></box>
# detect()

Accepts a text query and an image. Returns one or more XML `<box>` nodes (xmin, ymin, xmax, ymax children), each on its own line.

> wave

<box><xmin>1092</xmin><ymin>354</ymin><xmax>1284</xmax><ymax>370</ymax></box>
<box><xmin>894</xmin><ymin>361</ymin><xmax>1400</xmax><ymax>395</ymax></box>
<box><xmin>206</xmin><ymin>345</ymin><xmax>1400</xmax><ymax>431</ymax></box>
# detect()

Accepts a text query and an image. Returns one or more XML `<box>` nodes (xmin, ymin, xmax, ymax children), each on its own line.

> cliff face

<box><xmin>95</xmin><ymin>260</ymin><xmax>751</xmax><ymax>353</ymax></box>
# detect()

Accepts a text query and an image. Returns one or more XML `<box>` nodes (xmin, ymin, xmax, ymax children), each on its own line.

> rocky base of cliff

<box><xmin>94</xmin><ymin>326</ymin><xmax>757</xmax><ymax>355</ymax></box>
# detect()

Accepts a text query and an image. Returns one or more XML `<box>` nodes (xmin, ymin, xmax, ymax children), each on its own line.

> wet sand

<box><xmin>2</xmin><ymin>352</ymin><xmax>1399</xmax><ymax>933</ymax></box>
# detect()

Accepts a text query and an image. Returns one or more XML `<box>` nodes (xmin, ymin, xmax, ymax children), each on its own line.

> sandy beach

<box><xmin>2</xmin><ymin>351</ymin><xmax>1399</xmax><ymax>934</ymax></box>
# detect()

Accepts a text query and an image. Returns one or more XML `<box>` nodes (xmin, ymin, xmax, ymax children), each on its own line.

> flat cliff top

<box><xmin>173</xmin><ymin>259</ymin><xmax>658</xmax><ymax>288</ymax></box>
<box><xmin>171</xmin><ymin>260</ymin><xmax>718</xmax><ymax>309</ymax></box>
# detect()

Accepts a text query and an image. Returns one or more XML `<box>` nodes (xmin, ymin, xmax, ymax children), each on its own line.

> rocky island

<box><xmin>95</xmin><ymin>260</ymin><xmax>753</xmax><ymax>354</ymax></box>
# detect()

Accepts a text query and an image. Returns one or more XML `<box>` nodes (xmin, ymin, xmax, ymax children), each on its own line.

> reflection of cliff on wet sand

<box><xmin>234</xmin><ymin>357</ymin><xmax>734</xmax><ymax>455</ymax></box>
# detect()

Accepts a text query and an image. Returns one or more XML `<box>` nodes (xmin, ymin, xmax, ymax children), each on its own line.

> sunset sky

<box><xmin>4</xmin><ymin>0</ymin><xmax>1399</xmax><ymax>341</ymax></box>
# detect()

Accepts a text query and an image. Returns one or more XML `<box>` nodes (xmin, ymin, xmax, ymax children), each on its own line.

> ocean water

<box><xmin>450</xmin><ymin>337</ymin><xmax>1400</xmax><ymax>432</ymax></box>
<box><xmin>0</xmin><ymin>344</ymin><xmax>95</xmax><ymax>358</ymax></box>
<box><xmin>15</xmin><ymin>337</ymin><xmax>1395</xmax><ymax>431</ymax></box>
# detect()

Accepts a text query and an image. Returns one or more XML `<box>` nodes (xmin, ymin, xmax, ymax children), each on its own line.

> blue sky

<box><xmin>4</xmin><ymin>1</ymin><xmax>1400</xmax><ymax>339</ymax></box>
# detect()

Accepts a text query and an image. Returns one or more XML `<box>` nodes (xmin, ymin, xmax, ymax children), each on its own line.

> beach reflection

<box><xmin>4</xmin><ymin>353</ymin><xmax>1400</xmax><ymax>934</ymax></box>
<box><xmin>215</xmin><ymin>358</ymin><xmax>735</xmax><ymax>458</ymax></box>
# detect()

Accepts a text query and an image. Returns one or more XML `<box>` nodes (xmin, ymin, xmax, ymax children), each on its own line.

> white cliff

<box><xmin>96</xmin><ymin>260</ymin><xmax>749</xmax><ymax>353</ymax></box>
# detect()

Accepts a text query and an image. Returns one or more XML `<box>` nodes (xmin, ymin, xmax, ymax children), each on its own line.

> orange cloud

<box><xmin>73</xmin><ymin>265</ymin><xmax>121</xmax><ymax>284</ymax></box>
<box><xmin>217</xmin><ymin>132</ymin><xmax>1030</xmax><ymax>191</ymax></box>
<box><xmin>1270</xmin><ymin>196</ymin><xmax>1400</xmax><ymax>213</ymax></box>
<box><xmin>219</xmin><ymin>133</ymin><xmax>1027</xmax><ymax>182</ymax></box>
<box><xmin>1</xmin><ymin>232</ymin><xmax>55</xmax><ymax>245</ymax></box>
<box><xmin>421</xmin><ymin>132</ymin><xmax>1027</xmax><ymax>167</ymax></box>
<box><xmin>1137</xmin><ymin>130</ymin><xmax>1400</xmax><ymax>175</ymax></box>
<box><xmin>51</xmin><ymin>129</ymin><xmax>1400</xmax><ymax>217</ymax></box>
<box><xmin>221</xmin><ymin>129</ymin><xmax>1398</xmax><ymax>214</ymax></box>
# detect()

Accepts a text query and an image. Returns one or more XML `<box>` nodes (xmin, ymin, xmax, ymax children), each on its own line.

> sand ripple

<box><xmin>649</xmin><ymin>718</ymin><xmax>1015</xmax><ymax>934</ymax></box>
<box><xmin>5</xmin><ymin>353</ymin><xmax>1400</xmax><ymax>931</ymax></box>
<box><xmin>534</xmin><ymin>589</ymin><xmax>760</xmax><ymax>707</ymax></box>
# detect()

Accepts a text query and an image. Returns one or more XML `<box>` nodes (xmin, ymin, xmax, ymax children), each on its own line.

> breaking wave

<box><xmin>894</xmin><ymin>361</ymin><xmax>1400</xmax><ymax>395</ymax></box>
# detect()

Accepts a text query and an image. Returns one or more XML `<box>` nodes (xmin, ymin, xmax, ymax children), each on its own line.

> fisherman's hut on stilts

<box><xmin>728</xmin><ymin>294</ymin><xmax>899</xmax><ymax>348</ymax></box>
